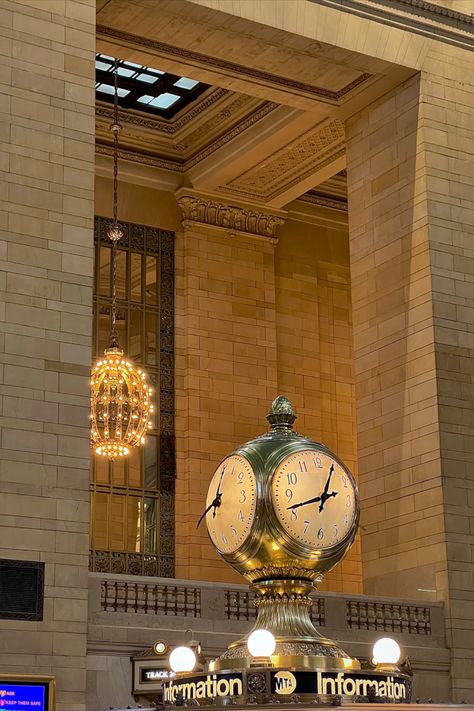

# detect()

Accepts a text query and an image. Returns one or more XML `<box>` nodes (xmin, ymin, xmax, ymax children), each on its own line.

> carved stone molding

<box><xmin>95</xmin><ymin>88</ymin><xmax>229</xmax><ymax>134</ymax></box>
<box><xmin>220</xmin><ymin>118</ymin><xmax>345</xmax><ymax>203</ymax></box>
<box><xmin>95</xmin><ymin>143</ymin><xmax>184</xmax><ymax>172</ymax></box>
<box><xmin>176</xmin><ymin>192</ymin><xmax>286</xmax><ymax>242</ymax></box>
<box><xmin>299</xmin><ymin>192</ymin><xmax>348</xmax><ymax>212</ymax></box>
<box><xmin>96</xmin><ymin>24</ymin><xmax>373</xmax><ymax>103</ymax></box>
<box><xmin>95</xmin><ymin>99</ymin><xmax>278</xmax><ymax>172</ymax></box>
<box><xmin>314</xmin><ymin>0</ymin><xmax>474</xmax><ymax>50</ymax></box>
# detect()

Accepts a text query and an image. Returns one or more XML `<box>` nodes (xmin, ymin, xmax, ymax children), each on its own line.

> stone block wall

<box><xmin>275</xmin><ymin>208</ymin><xmax>361</xmax><ymax>593</ymax></box>
<box><xmin>0</xmin><ymin>1</ymin><xmax>95</xmax><ymax>709</ymax></box>
<box><xmin>174</xmin><ymin>195</ymin><xmax>279</xmax><ymax>583</ymax></box>
<box><xmin>346</xmin><ymin>42</ymin><xmax>474</xmax><ymax>700</ymax></box>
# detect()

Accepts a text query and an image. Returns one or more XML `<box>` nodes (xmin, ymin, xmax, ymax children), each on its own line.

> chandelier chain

<box><xmin>109</xmin><ymin>58</ymin><xmax>121</xmax><ymax>348</ymax></box>
<box><xmin>112</xmin><ymin>57</ymin><xmax>119</xmax><ymax>225</ymax></box>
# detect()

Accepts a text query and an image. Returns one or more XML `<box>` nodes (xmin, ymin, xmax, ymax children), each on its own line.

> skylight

<box><xmin>95</xmin><ymin>53</ymin><xmax>208</xmax><ymax>118</ymax></box>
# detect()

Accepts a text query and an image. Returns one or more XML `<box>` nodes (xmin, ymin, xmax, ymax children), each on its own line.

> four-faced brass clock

<box><xmin>197</xmin><ymin>396</ymin><xmax>360</xmax><ymax>668</ymax></box>
<box><xmin>198</xmin><ymin>398</ymin><xmax>359</xmax><ymax>581</ymax></box>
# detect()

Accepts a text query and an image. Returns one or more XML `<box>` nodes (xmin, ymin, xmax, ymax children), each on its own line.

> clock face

<box><xmin>206</xmin><ymin>454</ymin><xmax>257</xmax><ymax>554</ymax></box>
<box><xmin>271</xmin><ymin>449</ymin><xmax>357</xmax><ymax>550</ymax></box>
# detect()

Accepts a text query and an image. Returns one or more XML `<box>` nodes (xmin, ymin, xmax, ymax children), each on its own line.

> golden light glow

<box><xmin>90</xmin><ymin>346</ymin><xmax>153</xmax><ymax>459</ymax></box>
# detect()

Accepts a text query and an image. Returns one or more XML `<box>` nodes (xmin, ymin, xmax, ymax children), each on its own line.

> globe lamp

<box><xmin>372</xmin><ymin>637</ymin><xmax>401</xmax><ymax>666</ymax></box>
<box><xmin>247</xmin><ymin>629</ymin><xmax>276</xmax><ymax>658</ymax></box>
<box><xmin>169</xmin><ymin>646</ymin><xmax>196</xmax><ymax>673</ymax></box>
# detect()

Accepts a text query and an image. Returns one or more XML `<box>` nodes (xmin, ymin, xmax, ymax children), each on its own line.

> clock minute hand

<box><xmin>215</xmin><ymin>466</ymin><xmax>226</xmax><ymax>498</ymax></box>
<box><xmin>196</xmin><ymin>500</ymin><xmax>216</xmax><ymax>529</ymax></box>
<box><xmin>287</xmin><ymin>495</ymin><xmax>321</xmax><ymax>511</ymax></box>
<box><xmin>322</xmin><ymin>464</ymin><xmax>334</xmax><ymax>496</ymax></box>
<box><xmin>319</xmin><ymin>464</ymin><xmax>337</xmax><ymax>512</ymax></box>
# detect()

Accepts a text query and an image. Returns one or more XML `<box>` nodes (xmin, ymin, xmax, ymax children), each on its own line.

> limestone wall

<box><xmin>0</xmin><ymin>1</ymin><xmax>95</xmax><ymax>709</ymax></box>
<box><xmin>346</xmin><ymin>45</ymin><xmax>474</xmax><ymax>701</ymax></box>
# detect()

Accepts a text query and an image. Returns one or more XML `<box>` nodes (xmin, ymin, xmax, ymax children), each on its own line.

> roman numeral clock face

<box><xmin>271</xmin><ymin>449</ymin><xmax>357</xmax><ymax>551</ymax></box>
<box><xmin>205</xmin><ymin>455</ymin><xmax>257</xmax><ymax>554</ymax></box>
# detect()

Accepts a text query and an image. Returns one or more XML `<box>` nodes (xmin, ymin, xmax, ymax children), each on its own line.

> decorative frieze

<box><xmin>176</xmin><ymin>193</ymin><xmax>286</xmax><ymax>242</ymax></box>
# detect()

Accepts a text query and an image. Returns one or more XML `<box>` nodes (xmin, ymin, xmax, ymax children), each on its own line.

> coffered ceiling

<box><xmin>95</xmin><ymin>0</ymin><xmax>414</xmax><ymax>209</ymax></box>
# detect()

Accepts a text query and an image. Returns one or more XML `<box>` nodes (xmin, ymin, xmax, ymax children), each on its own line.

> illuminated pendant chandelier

<box><xmin>90</xmin><ymin>59</ymin><xmax>153</xmax><ymax>459</ymax></box>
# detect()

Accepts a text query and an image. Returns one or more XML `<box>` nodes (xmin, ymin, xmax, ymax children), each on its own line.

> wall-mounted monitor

<box><xmin>0</xmin><ymin>676</ymin><xmax>55</xmax><ymax>710</ymax></box>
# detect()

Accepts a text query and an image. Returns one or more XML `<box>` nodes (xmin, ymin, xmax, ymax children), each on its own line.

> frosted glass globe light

<box><xmin>247</xmin><ymin>629</ymin><xmax>276</xmax><ymax>658</ymax></box>
<box><xmin>169</xmin><ymin>646</ymin><xmax>196</xmax><ymax>673</ymax></box>
<box><xmin>372</xmin><ymin>637</ymin><xmax>401</xmax><ymax>665</ymax></box>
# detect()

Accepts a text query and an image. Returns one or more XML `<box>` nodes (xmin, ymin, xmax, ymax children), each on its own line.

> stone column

<box><xmin>346</xmin><ymin>53</ymin><xmax>474</xmax><ymax>701</ymax></box>
<box><xmin>0</xmin><ymin>2</ymin><xmax>95</xmax><ymax>710</ymax></box>
<box><xmin>174</xmin><ymin>189</ymin><xmax>284</xmax><ymax>582</ymax></box>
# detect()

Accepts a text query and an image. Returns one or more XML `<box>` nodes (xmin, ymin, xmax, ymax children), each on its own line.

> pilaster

<box><xmin>174</xmin><ymin>189</ymin><xmax>285</xmax><ymax>582</ymax></box>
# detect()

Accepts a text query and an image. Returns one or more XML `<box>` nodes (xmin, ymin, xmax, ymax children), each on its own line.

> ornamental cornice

<box><xmin>95</xmin><ymin>100</ymin><xmax>279</xmax><ymax>173</ymax></box>
<box><xmin>298</xmin><ymin>192</ymin><xmax>348</xmax><ymax>213</ymax></box>
<box><xmin>95</xmin><ymin>88</ymin><xmax>229</xmax><ymax>134</ymax></box>
<box><xmin>390</xmin><ymin>0</ymin><xmax>474</xmax><ymax>26</ymax></box>
<box><xmin>95</xmin><ymin>143</ymin><xmax>184</xmax><ymax>172</ymax></box>
<box><xmin>219</xmin><ymin>118</ymin><xmax>345</xmax><ymax>203</ymax></box>
<box><xmin>312</xmin><ymin>0</ymin><xmax>474</xmax><ymax>49</ymax></box>
<box><xmin>96</xmin><ymin>24</ymin><xmax>372</xmax><ymax>104</ymax></box>
<box><xmin>176</xmin><ymin>192</ymin><xmax>286</xmax><ymax>243</ymax></box>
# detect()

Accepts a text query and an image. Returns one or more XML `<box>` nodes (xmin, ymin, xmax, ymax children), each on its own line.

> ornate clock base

<box><xmin>212</xmin><ymin>579</ymin><xmax>359</xmax><ymax>672</ymax></box>
<box><xmin>163</xmin><ymin>666</ymin><xmax>412</xmax><ymax>706</ymax></box>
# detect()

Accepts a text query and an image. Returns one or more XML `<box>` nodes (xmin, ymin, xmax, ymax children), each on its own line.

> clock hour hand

<box><xmin>287</xmin><ymin>494</ymin><xmax>321</xmax><ymax>510</ymax></box>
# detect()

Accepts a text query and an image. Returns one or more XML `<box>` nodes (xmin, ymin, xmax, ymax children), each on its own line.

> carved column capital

<box><xmin>175</xmin><ymin>189</ymin><xmax>286</xmax><ymax>243</ymax></box>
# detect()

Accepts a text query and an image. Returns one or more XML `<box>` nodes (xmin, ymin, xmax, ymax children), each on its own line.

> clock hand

<box><xmin>212</xmin><ymin>491</ymin><xmax>222</xmax><ymax>518</ymax></box>
<box><xmin>196</xmin><ymin>466</ymin><xmax>226</xmax><ymax>529</ymax></box>
<box><xmin>196</xmin><ymin>500</ymin><xmax>215</xmax><ymax>528</ymax></box>
<box><xmin>215</xmin><ymin>466</ymin><xmax>226</xmax><ymax>498</ymax></box>
<box><xmin>319</xmin><ymin>465</ymin><xmax>337</xmax><ymax>512</ymax></box>
<box><xmin>210</xmin><ymin>464</ymin><xmax>228</xmax><ymax>518</ymax></box>
<box><xmin>196</xmin><ymin>491</ymin><xmax>223</xmax><ymax>528</ymax></box>
<box><xmin>318</xmin><ymin>490</ymin><xmax>338</xmax><ymax>512</ymax></box>
<box><xmin>287</xmin><ymin>495</ymin><xmax>321</xmax><ymax>510</ymax></box>
<box><xmin>322</xmin><ymin>463</ymin><xmax>334</xmax><ymax>496</ymax></box>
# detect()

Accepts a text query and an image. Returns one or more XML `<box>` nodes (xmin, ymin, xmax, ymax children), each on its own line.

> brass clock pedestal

<box><xmin>213</xmin><ymin>578</ymin><xmax>359</xmax><ymax>671</ymax></box>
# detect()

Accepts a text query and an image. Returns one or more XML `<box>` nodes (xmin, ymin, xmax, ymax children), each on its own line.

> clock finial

<box><xmin>267</xmin><ymin>395</ymin><xmax>296</xmax><ymax>431</ymax></box>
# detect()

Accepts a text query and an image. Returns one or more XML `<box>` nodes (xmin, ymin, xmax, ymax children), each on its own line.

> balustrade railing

<box><xmin>101</xmin><ymin>579</ymin><xmax>201</xmax><ymax>617</ymax></box>
<box><xmin>95</xmin><ymin>575</ymin><xmax>440</xmax><ymax>639</ymax></box>
<box><xmin>346</xmin><ymin>599</ymin><xmax>431</xmax><ymax>635</ymax></box>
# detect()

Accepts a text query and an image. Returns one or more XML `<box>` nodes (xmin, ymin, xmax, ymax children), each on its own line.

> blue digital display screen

<box><xmin>0</xmin><ymin>683</ymin><xmax>46</xmax><ymax>709</ymax></box>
